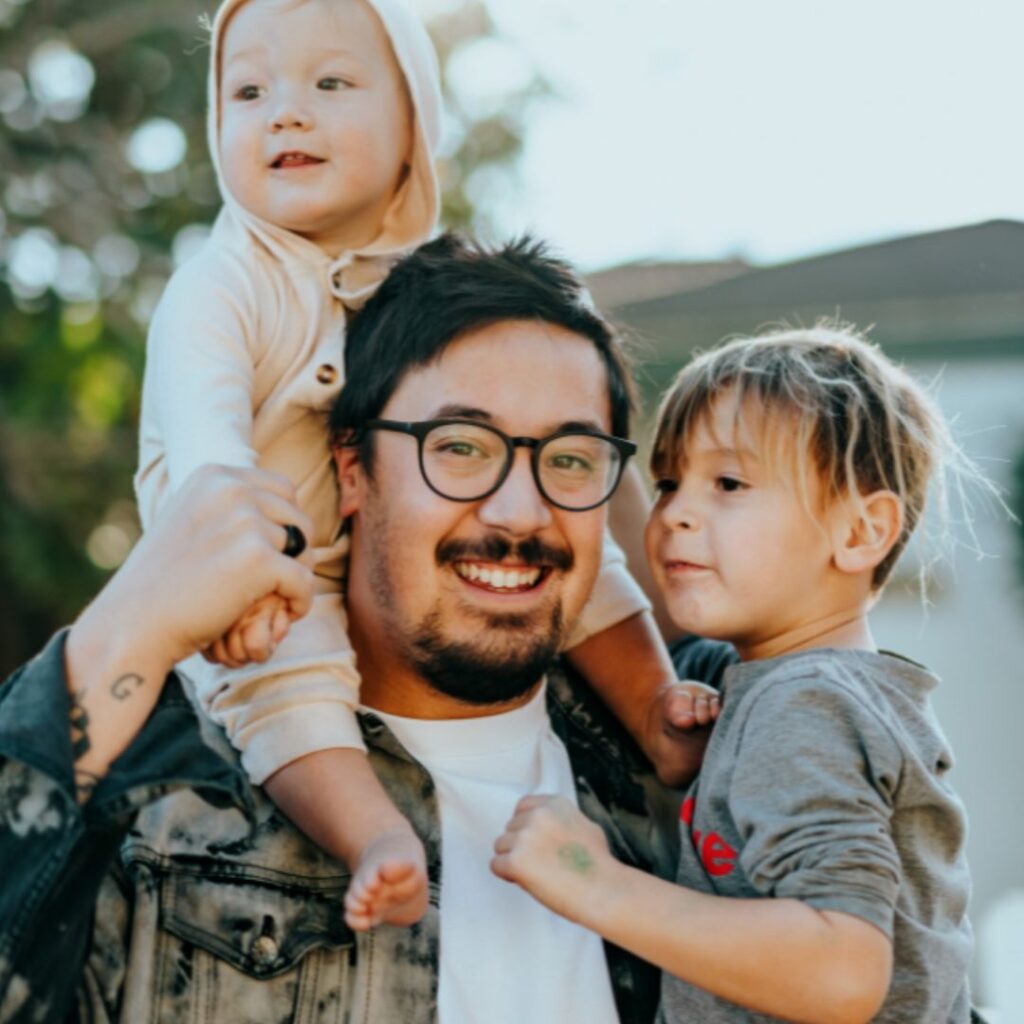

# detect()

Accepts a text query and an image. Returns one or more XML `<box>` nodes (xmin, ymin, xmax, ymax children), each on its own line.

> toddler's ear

<box><xmin>334</xmin><ymin>442</ymin><xmax>364</xmax><ymax>518</ymax></box>
<box><xmin>831</xmin><ymin>490</ymin><xmax>903</xmax><ymax>577</ymax></box>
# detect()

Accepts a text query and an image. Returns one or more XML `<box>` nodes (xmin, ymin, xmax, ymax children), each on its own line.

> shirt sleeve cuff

<box><xmin>0</xmin><ymin>629</ymin><xmax>253</xmax><ymax>826</ymax></box>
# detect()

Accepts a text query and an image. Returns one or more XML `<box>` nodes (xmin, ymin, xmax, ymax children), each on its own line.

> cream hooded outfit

<box><xmin>135</xmin><ymin>0</ymin><xmax>649</xmax><ymax>786</ymax></box>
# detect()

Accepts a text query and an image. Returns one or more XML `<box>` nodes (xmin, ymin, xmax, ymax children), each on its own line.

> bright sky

<box><xmin>416</xmin><ymin>0</ymin><xmax>1024</xmax><ymax>271</ymax></box>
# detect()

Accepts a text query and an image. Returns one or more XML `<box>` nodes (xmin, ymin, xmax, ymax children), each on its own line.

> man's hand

<box><xmin>643</xmin><ymin>680</ymin><xmax>721</xmax><ymax>788</ymax></box>
<box><xmin>105</xmin><ymin>465</ymin><xmax>315</xmax><ymax>668</ymax></box>
<box><xmin>492</xmin><ymin>795</ymin><xmax>618</xmax><ymax>925</ymax></box>
<box><xmin>64</xmin><ymin>466</ymin><xmax>316</xmax><ymax>799</ymax></box>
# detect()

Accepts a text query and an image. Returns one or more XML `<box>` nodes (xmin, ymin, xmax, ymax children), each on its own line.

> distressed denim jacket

<box><xmin>0</xmin><ymin>631</ymin><xmax>679</xmax><ymax>1024</ymax></box>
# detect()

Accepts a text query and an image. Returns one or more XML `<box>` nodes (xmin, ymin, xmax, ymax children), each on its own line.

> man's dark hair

<box><xmin>329</xmin><ymin>232</ymin><xmax>634</xmax><ymax>463</ymax></box>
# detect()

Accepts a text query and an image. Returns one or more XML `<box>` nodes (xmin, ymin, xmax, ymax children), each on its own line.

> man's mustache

<box><xmin>436</xmin><ymin>535</ymin><xmax>573</xmax><ymax>572</ymax></box>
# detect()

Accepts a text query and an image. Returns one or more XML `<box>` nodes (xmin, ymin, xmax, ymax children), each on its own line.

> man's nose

<box><xmin>477</xmin><ymin>450</ymin><xmax>553</xmax><ymax>536</ymax></box>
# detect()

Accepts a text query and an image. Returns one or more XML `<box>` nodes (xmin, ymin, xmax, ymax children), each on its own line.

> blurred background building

<box><xmin>1</xmin><ymin>0</ymin><xmax>1022</xmax><ymax>1011</ymax></box>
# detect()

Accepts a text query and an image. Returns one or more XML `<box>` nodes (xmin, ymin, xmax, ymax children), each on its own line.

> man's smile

<box><xmin>453</xmin><ymin>560</ymin><xmax>548</xmax><ymax>593</ymax></box>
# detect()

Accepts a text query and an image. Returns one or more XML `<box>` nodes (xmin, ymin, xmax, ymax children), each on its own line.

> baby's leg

<box><xmin>265</xmin><ymin>750</ymin><xmax>428</xmax><ymax>930</ymax></box>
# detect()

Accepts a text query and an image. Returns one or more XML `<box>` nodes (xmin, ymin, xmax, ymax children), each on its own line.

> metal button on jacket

<box><xmin>250</xmin><ymin>934</ymin><xmax>279</xmax><ymax>968</ymax></box>
<box><xmin>316</xmin><ymin>363</ymin><xmax>338</xmax><ymax>385</ymax></box>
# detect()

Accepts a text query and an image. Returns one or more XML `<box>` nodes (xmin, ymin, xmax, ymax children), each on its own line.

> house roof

<box><xmin>584</xmin><ymin>258</ymin><xmax>750</xmax><ymax>310</ymax></box>
<box><xmin>613</xmin><ymin>220</ymin><xmax>1024</xmax><ymax>362</ymax></box>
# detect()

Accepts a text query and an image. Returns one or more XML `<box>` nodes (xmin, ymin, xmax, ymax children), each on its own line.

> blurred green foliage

<box><xmin>0</xmin><ymin>0</ymin><xmax>545</xmax><ymax>675</ymax></box>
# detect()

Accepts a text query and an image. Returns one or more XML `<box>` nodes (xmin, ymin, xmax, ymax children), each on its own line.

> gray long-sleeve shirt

<box><xmin>659</xmin><ymin>648</ymin><xmax>973</xmax><ymax>1024</ymax></box>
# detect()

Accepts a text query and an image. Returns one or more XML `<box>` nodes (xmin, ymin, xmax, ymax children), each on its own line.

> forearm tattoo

<box><xmin>69</xmin><ymin>670</ymin><xmax>145</xmax><ymax>803</ymax></box>
<box><xmin>68</xmin><ymin>689</ymin><xmax>91</xmax><ymax>761</ymax></box>
<box><xmin>110</xmin><ymin>672</ymin><xmax>144</xmax><ymax>701</ymax></box>
<box><xmin>74</xmin><ymin>768</ymin><xmax>101</xmax><ymax>803</ymax></box>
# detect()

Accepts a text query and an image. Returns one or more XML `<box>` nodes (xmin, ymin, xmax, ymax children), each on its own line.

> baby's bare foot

<box><xmin>344</xmin><ymin>827</ymin><xmax>428</xmax><ymax>931</ymax></box>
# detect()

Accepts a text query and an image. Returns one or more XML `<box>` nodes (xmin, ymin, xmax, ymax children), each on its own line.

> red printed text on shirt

<box><xmin>680</xmin><ymin>796</ymin><xmax>737</xmax><ymax>877</ymax></box>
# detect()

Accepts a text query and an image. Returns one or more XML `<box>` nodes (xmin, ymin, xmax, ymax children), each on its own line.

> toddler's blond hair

<box><xmin>650</xmin><ymin>323</ymin><xmax>984</xmax><ymax>591</ymax></box>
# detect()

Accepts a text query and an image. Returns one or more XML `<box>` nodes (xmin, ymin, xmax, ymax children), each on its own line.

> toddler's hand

<box><xmin>644</xmin><ymin>680</ymin><xmax>721</xmax><ymax>788</ymax></box>
<box><xmin>492</xmin><ymin>795</ymin><xmax>615</xmax><ymax>923</ymax></box>
<box><xmin>202</xmin><ymin>592</ymin><xmax>292</xmax><ymax>668</ymax></box>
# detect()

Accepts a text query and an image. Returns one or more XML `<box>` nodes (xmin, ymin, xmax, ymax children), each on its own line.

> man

<box><xmin>0</xmin><ymin>234</ymin><xmax>690</xmax><ymax>1024</ymax></box>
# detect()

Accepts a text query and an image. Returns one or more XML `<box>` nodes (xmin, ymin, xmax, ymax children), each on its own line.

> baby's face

<box><xmin>219</xmin><ymin>0</ymin><xmax>412</xmax><ymax>254</ymax></box>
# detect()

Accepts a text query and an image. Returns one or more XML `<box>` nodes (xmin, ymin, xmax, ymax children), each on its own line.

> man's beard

<box><xmin>368</xmin><ymin>528</ymin><xmax>573</xmax><ymax>707</ymax></box>
<box><xmin>409</xmin><ymin>604</ymin><xmax>565</xmax><ymax>707</ymax></box>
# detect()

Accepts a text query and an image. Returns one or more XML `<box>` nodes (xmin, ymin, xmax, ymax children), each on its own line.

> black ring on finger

<box><xmin>282</xmin><ymin>524</ymin><xmax>307</xmax><ymax>558</ymax></box>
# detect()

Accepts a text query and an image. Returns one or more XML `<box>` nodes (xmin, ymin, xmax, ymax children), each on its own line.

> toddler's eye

<box><xmin>317</xmin><ymin>77</ymin><xmax>351</xmax><ymax>91</ymax></box>
<box><xmin>234</xmin><ymin>84</ymin><xmax>264</xmax><ymax>101</ymax></box>
<box><xmin>716</xmin><ymin>475</ymin><xmax>746</xmax><ymax>493</ymax></box>
<box><xmin>653</xmin><ymin>478</ymin><xmax>678</xmax><ymax>494</ymax></box>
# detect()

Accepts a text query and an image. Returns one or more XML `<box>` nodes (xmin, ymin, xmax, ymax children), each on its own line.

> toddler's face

<box><xmin>219</xmin><ymin>0</ymin><xmax>412</xmax><ymax>254</ymax></box>
<box><xmin>644</xmin><ymin>389</ymin><xmax>840</xmax><ymax>660</ymax></box>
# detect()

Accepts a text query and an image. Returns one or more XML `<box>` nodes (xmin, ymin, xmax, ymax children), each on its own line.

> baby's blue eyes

<box><xmin>232</xmin><ymin>78</ymin><xmax>351</xmax><ymax>101</ymax></box>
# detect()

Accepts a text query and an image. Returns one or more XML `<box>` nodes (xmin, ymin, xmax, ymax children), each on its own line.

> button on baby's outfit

<box><xmin>250</xmin><ymin>934</ymin><xmax>279</xmax><ymax>969</ymax></box>
<box><xmin>316</xmin><ymin>363</ymin><xmax>338</xmax><ymax>385</ymax></box>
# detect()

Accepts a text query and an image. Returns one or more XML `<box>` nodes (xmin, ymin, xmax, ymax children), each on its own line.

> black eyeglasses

<box><xmin>354</xmin><ymin>418</ymin><xmax>636</xmax><ymax>512</ymax></box>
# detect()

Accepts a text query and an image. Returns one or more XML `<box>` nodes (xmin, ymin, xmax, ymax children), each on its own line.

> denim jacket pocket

<box><xmin>139</xmin><ymin>866</ymin><xmax>356</xmax><ymax>1024</ymax></box>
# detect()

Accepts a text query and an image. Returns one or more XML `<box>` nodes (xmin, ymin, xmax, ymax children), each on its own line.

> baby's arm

<box><xmin>565</xmin><ymin>530</ymin><xmax>718</xmax><ymax>786</ymax></box>
<box><xmin>139</xmin><ymin>255</ymin><xmax>426</xmax><ymax>929</ymax></box>
<box><xmin>492</xmin><ymin>796</ymin><xmax>891</xmax><ymax>1024</ymax></box>
<box><xmin>136</xmin><ymin>252</ymin><xmax>263</xmax><ymax>530</ymax></box>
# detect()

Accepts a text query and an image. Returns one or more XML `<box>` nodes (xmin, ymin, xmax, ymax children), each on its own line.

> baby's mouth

<box><xmin>271</xmin><ymin>152</ymin><xmax>324</xmax><ymax>169</ymax></box>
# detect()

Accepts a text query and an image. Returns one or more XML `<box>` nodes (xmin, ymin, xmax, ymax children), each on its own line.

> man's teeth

<box><xmin>454</xmin><ymin>563</ymin><xmax>543</xmax><ymax>590</ymax></box>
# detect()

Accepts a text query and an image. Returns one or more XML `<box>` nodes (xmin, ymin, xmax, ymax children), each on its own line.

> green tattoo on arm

<box><xmin>558</xmin><ymin>842</ymin><xmax>596</xmax><ymax>877</ymax></box>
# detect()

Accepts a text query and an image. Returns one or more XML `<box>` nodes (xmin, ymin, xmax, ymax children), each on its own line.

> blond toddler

<box><xmin>137</xmin><ymin>0</ymin><xmax>703</xmax><ymax>932</ymax></box>
<box><xmin>495</xmin><ymin>326</ymin><xmax>981</xmax><ymax>1022</ymax></box>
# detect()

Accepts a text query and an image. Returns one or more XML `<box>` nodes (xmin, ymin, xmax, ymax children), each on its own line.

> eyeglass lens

<box><xmin>422</xmin><ymin>422</ymin><xmax>621</xmax><ymax>509</ymax></box>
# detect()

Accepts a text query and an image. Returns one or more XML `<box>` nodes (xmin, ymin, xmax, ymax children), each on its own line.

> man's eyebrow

<box><xmin>553</xmin><ymin>418</ymin><xmax>608</xmax><ymax>435</ymax></box>
<box><xmin>429</xmin><ymin>408</ymin><xmax>610</xmax><ymax>436</ymax></box>
<box><xmin>431</xmin><ymin>404</ymin><xmax>493</xmax><ymax>421</ymax></box>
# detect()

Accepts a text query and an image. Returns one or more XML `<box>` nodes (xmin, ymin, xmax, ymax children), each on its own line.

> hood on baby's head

<box><xmin>204</xmin><ymin>0</ymin><xmax>441</xmax><ymax>259</ymax></box>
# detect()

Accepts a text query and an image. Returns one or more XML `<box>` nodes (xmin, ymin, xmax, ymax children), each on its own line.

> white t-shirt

<box><xmin>372</xmin><ymin>684</ymin><xmax>620</xmax><ymax>1024</ymax></box>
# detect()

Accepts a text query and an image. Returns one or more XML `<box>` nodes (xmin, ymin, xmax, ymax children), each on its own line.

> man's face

<box><xmin>339</xmin><ymin>320</ymin><xmax>613</xmax><ymax>715</ymax></box>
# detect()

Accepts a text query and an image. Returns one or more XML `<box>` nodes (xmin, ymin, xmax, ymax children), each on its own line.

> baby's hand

<box><xmin>644</xmin><ymin>680</ymin><xmax>721</xmax><ymax>788</ymax></box>
<box><xmin>202</xmin><ymin>593</ymin><xmax>292</xmax><ymax>668</ymax></box>
<box><xmin>492</xmin><ymin>795</ymin><xmax>615</xmax><ymax>923</ymax></box>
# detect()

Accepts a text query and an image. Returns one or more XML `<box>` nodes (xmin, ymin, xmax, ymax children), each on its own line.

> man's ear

<box><xmin>831</xmin><ymin>490</ymin><xmax>904</xmax><ymax>576</ymax></box>
<box><xmin>334</xmin><ymin>444</ymin><xmax>364</xmax><ymax>518</ymax></box>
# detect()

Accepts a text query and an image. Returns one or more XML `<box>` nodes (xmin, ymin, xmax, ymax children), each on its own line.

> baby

<box><xmin>136</xmin><ymin>0</ymin><xmax>703</xmax><ymax>931</ymax></box>
<box><xmin>495</xmin><ymin>326</ymin><xmax>979</xmax><ymax>1021</ymax></box>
